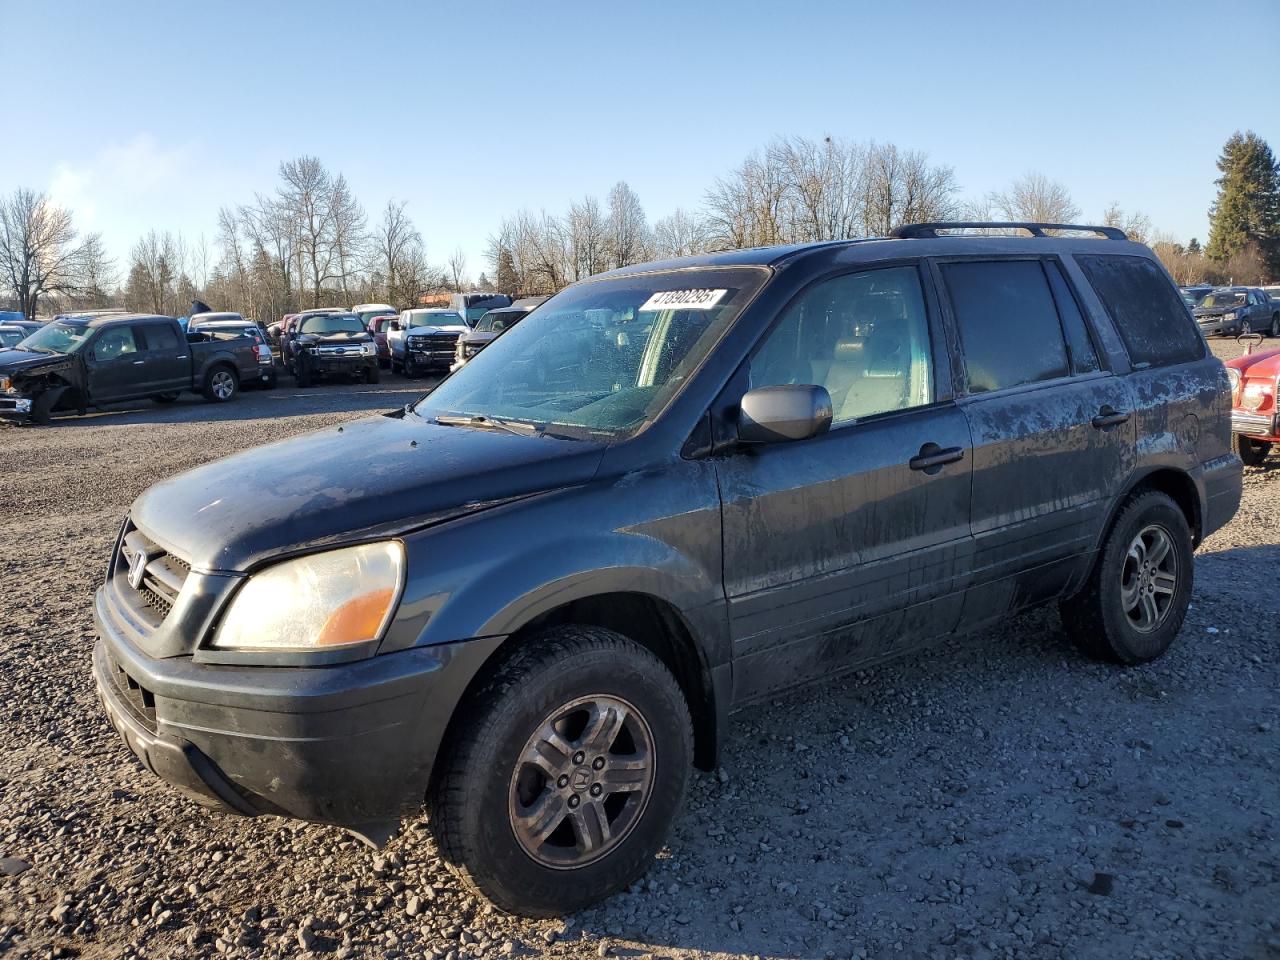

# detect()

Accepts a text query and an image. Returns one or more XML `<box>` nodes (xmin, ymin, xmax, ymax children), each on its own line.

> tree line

<box><xmin>2</xmin><ymin>130</ymin><xmax>1277</xmax><ymax>320</ymax></box>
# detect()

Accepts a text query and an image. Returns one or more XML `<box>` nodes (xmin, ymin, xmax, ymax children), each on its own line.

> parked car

<box><xmin>450</xmin><ymin>305</ymin><xmax>533</xmax><ymax>372</ymax></box>
<box><xmin>189</xmin><ymin>320</ymin><xmax>277</xmax><ymax>389</ymax></box>
<box><xmin>281</xmin><ymin>308</ymin><xmax>345</xmax><ymax>370</ymax></box>
<box><xmin>188</xmin><ymin>311</ymin><xmax>246</xmax><ymax>330</ymax></box>
<box><xmin>1192</xmin><ymin>286</ymin><xmax>1271</xmax><ymax>337</ymax></box>
<box><xmin>387</xmin><ymin>308</ymin><xmax>467</xmax><ymax>376</ymax></box>
<box><xmin>350</xmin><ymin>302</ymin><xmax>398</xmax><ymax>328</ymax></box>
<box><xmin>450</xmin><ymin>292</ymin><xmax>512</xmax><ymax>327</ymax></box>
<box><xmin>0</xmin><ymin>324</ymin><xmax>27</xmax><ymax>349</ymax></box>
<box><xmin>366</xmin><ymin>313</ymin><xmax>397</xmax><ymax>368</ymax></box>
<box><xmin>4</xmin><ymin>319</ymin><xmax>46</xmax><ymax>339</ymax></box>
<box><xmin>91</xmin><ymin>222</ymin><xmax>1240</xmax><ymax>917</ymax></box>
<box><xmin>1260</xmin><ymin>288</ymin><xmax>1280</xmax><ymax>337</ymax></box>
<box><xmin>1</xmin><ymin>313</ymin><xmax>258</xmax><ymax>424</ymax></box>
<box><xmin>0</xmin><ymin>310</ymin><xmax>25</xmax><ymax>323</ymax></box>
<box><xmin>1226</xmin><ymin>337</ymin><xmax>1280</xmax><ymax>464</ymax></box>
<box><xmin>291</xmin><ymin>312</ymin><xmax>380</xmax><ymax>387</ymax></box>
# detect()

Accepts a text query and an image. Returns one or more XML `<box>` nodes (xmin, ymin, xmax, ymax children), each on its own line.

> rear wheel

<box><xmin>428</xmin><ymin>626</ymin><xmax>692</xmax><ymax>917</ymax></box>
<box><xmin>1060</xmin><ymin>491</ymin><xmax>1193</xmax><ymax>664</ymax></box>
<box><xmin>1233</xmin><ymin>432</ymin><xmax>1272</xmax><ymax>466</ymax></box>
<box><xmin>202</xmin><ymin>366</ymin><xmax>238</xmax><ymax>403</ymax></box>
<box><xmin>1270</xmin><ymin>313</ymin><xmax>1279</xmax><ymax>338</ymax></box>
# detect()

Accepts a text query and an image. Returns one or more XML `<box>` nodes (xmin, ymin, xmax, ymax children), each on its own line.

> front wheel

<box><xmin>1240</xmin><ymin>319</ymin><xmax>1252</xmax><ymax>336</ymax></box>
<box><xmin>365</xmin><ymin>364</ymin><xmax>380</xmax><ymax>384</ymax></box>
<box><xmin>428</xmin><ymin>626</ymin><xmax>692</xmax><ymax>917</ymax></box>
<box><xmin>1060</xmin><ymin>491</ymin><xmax>1193</xmax><ymax>664</ymax></box>
<box><xmin>202</xmin><ymin>367</ymin><xmax>238</xmax><ymax>403</ymax></box>
<box><xmin>1234</xmin><ymin>432</ymin><xmax>1272</xmax><ymax>466</ymax></box>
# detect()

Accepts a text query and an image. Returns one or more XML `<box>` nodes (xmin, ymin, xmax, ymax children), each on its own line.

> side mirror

<box><xmin>738</xmin><ymin>384</ymin><xmax>833</xmax><ymax>444</ymax></box>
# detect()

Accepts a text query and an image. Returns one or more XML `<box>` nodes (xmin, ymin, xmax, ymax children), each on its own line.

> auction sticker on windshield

<box><xmin>639</xmin><ymin>289</ymin><xmax>728</xmax><ymax>312</ymax></box>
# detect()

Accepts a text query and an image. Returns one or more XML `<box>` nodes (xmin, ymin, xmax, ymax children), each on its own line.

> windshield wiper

<box><xmin>434</xmin><ymin>413</ymin><xmax>548</xmax><ymax>437</ymax></box>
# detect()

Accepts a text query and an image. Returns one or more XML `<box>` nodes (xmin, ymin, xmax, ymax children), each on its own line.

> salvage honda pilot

<box><xmin>94</xmin><ymin>222</ymin><xmax>1241</xmax><ymax>916</ymax></box>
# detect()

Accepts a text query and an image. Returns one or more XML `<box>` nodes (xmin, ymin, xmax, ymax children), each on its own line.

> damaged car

<box><xmin>1</xmin><ymin>312</ymin><xmax>258</xmax><ymax>424</ymax></box>
<box><xmin>291</xmin><ymin>312</ymin><xmax>380</xmax><ymax>387</ymax></box>
<box><xmin>93</xmin><ymin>223</ymin><xmax>1240</xmax><ymax>916</ymax></box>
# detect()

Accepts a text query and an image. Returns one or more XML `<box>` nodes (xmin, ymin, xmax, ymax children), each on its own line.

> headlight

<box><xmin>1242</xmin><ymin>381</ymin><xmax>1273</xmax><ymax>412</ymax></box>
<box><xmin>211</xmin><ymin>542</ymin><xmax>404</xmax><ymax>651</ymax></box>
<box><xmin>362</xmin><ymin>342</ymin><xmax>375</xmax><ymax>356</ymax></box>
<box><xmin>1227</xmin><ymin>368</ymin><xmax>1241</xmax><ymax>394</ymax></box>
<box><xmin>0</xmin><ymin>376</ymin><xmax>11</xmax><ymax>393</ymax></box>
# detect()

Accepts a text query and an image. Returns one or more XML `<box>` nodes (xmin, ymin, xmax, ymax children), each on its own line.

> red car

<box><xmin>1227</xmin><ymin>340</ymin><xmax>1280</xmax><ymax>465</ymax></box>
<box><xmin>367</xmin><ymin>313</ymin><xmax>397</xmax><ymax>367</ymax></box>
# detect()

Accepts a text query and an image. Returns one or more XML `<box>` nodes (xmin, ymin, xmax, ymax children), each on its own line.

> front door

<box><xmin>931</xmin><ymin>257</ymin><xmax>1135</xmax><ymax>632</ymax></box>
<box><xmin>717</xmin><ymin>263</ymin><xmax>974</xmax><ymax>702</ymax></box>
<box><xmin>86</xmin><ymin>325</ymin><xmax>144</xmax><ymax>403</ymax></box>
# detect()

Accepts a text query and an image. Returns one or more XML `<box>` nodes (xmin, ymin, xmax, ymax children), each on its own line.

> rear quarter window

<box><xmin>1074</xmin><ymin>255</ymin><xmax>1203</xmax><ymax>368</ymax></box>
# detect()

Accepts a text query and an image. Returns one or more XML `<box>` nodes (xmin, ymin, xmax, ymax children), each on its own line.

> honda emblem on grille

<box><xmin>127</xmin><ymin>549</ymin><xmax>149</xmax><ymax>589</ymax></box>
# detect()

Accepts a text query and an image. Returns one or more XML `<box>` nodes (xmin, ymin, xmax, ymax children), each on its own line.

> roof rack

<box><xmin>890</xmin><ymin>221</ymin><xmax>1129</xmax><ymax>240</ymax></box>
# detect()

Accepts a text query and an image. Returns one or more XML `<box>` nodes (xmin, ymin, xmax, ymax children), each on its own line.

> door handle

<box><xmin>909</xmin><ymin>443</ymin><xmax>965</xmax><ymax>472</ymax></box>
<box><xmin>132</xmin><ymin>360</ymin><xmax>145</xmax><ymax>365</ymax></box>
<box><xmin>1091</xmin><ymin>407</ymin><xmax>1130</xmax><ymax>429</ymax></box>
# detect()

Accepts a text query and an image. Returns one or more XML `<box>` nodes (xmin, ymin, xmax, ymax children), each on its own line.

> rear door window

<box><xmin>1074</xmin><ymin>255</ymin><xmax>1203</xmax><ymax>368</ymax></box>
<box><xmin>142</xmin><ymin>323</ymin><xmax>179</xmax><ymax>352</ymax></box>
<box><xmin>939</xmin><ymin>260</ymin><xmax>1070</xmax><ymax>394</ymax></box>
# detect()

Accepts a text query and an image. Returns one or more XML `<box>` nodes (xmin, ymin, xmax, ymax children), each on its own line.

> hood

<box><xmin>408</xmin><ymin>324</ymin><xmax>468</xmax><ymax>336</ymax></box>
<box><xmin>461</xmin><ymin>331</ymin><xmax>500</xmax><ymax>345</ymax></box>
<box><xmin>1193</xmin><ymin>306</ymin><xmax>1237</xmax><ymax>318</ymax></box>
<box><xmin>131</xmin><ymin>411</ymin><xmax>606</xmax><ymax>572</ymax></box>
<box><xmin>0</xmin><ymin>349</ymin><xmax>75</xmax><ymax>376</ymax></box>
<box><xmin>297</xmin><ymin>330</ymin><xmax>373</xmax><ymax>345</ymax></box>
<box><xmin>1226</xmin><ymin>346</ymin><xmax>1280</xmax><ymax>377</ymax></box>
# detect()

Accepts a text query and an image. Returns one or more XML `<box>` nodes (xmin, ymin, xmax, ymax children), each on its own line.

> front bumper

<box><xmin>300</xmin><ymin>353</ymin><xmax>377</xmax><ymax>376</ymax></box>
<box><xmin>1231</xmin><ymin>409</ymin><xmax>1279</xmax><ymax>440</ymax></box>
<box><xmin>1197</xmin><ymin>319</ymin><xmax>1231</xmax><ymax>336</ymax></box>
<box><xmin>0</xmin><ymin>395</ymin><xmax>32</xmax><ymax>420</ymax></box>
<box><xmin>94</xmin><ymin>585</ymin><xmax>503</xmax><ymax>837</ymax></box>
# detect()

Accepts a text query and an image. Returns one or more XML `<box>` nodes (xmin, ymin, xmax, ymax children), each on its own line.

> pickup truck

<box><xmin>386</xmin><ymin>308</ymin><xmax>468</xmax><ymax>376</ymax></box>
<box><xmin>0</xmin><ymin>312</ymin><xmax>258</xmax><ymax>424</ymax></box>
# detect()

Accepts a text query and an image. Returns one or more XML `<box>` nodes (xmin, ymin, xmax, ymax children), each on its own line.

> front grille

<box><xmin>410</xmin><ymin>333</ymin><xmax>460</xmax><ymax>361</ymax></box>
<box><xmin>104</xmin><ymin>647</ymin><xmax>158</xmax><ymax>733</ymax></box>
<box><xmin>119</xmin><ymin>527</ymin><xmax>190</xmax><ymax>621</ymax></box>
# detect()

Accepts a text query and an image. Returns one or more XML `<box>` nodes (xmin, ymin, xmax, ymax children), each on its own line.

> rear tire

<box><xmin>1233</xmin><ymin>432</ymin><xmax>1272</xmax><ymax>466</ymax></box>
<box><xmin>1060</xmin><ymin>491</ymin><xmax>1193</xmax><ymax>665</ymax></box>
<box><xmin>428</xmin><ymin>626</ymin><xmax>692</xmax><ymax>917</ymax></box>
<box><xmin>202</xmin><ymin>366</ymin><xmax>238</xmax><ymax>403</ymax></box>
<box><xmin>1270</xmin><ymin>313</ymin><xmax>1279</xmax><ymax>338</ymax></box>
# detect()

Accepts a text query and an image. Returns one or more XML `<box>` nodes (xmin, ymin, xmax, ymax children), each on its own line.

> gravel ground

<box><xmin>1</xmin><ymin>343</ymin><xmax>1277</xmax><ymax>960</ymax></box>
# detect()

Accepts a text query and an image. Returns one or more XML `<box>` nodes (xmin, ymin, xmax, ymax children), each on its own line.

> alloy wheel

<box><xmin>212</xmin><ymin>371</ymin><xmax>235</xmax><ymax>400</ymax></box>
<box><xmin>1120</xmin><ymin>524</ymin><xmax>1178</xmax><ymax>633</ymax></box>
<box><xmin>508</xmin><ymin>695</ymin><xmax>654</xmax><ymax>870</ymax></box>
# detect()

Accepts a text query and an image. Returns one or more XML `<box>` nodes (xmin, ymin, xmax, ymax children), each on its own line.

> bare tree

<box><xmin>652</xmin><ymin>208</ymin><xmax>711</xmax><ymax>259</ymax></box>
<box><xmin>126</xmin><ymin>230</ymin><xmax>178</xmax><ymax>314</ymax></box>
<box><xmin>990</xmin><ymin>172</ymin><xmax>1081</xmax><ymax>223</ymax></box>
<box><xmin>607</xmin><ymin>182</ymin><xmax>650</xmax><ymax>269</ymax></box>
<box><xmin>0</xmin><ymin>188</ymin><xmax>101</xmax><ymax>317</ymax></box>
<box><xmin>1102</xmin><ymin>202</ymin><xmax>1152</xmax><ymax>243</ymax></box>
<box><xmin>373</xmin><ymin>200</ymin><xmax>427</xmax><ymax>306</ymax></box>
<box><xmin>277</xmin><ymin>156</ymin><xmax>340</xmax><ymax>305</ymax></box>
<box><xmin>568</xmin><ymin>195</ymin><xmax>609</xmax><ymax>279</ymax></box>
<box><xmin>447</xmin><ymin>247</ymin><xmax>468</xmax><ymax>291</ymax></box>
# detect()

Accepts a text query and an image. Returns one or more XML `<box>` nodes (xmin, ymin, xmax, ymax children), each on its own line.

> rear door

<box><xmin>137</xmin><ymin>321</ymin><xmax>189</xmax><ymax>394</ymax></box>
<box><xmin>86</xmin><ymin>325</ymin><xmax>145</xmax><ymax>403</ymax></box>
<box><xmin>717</xmin><ymin>262</ymin><xmax>974</xmax><ymax>701</ymax></box>
<box><xmin>931</xmin><ymin>257</ymin><xmax>1135</xmax><ymax>632</ymax></box>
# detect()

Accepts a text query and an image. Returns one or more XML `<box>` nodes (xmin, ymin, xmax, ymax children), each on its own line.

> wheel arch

<box><xmin>1102</xmin><ymin>466</ymin><xmax>1203</xmax><ymax>549</ymax></box>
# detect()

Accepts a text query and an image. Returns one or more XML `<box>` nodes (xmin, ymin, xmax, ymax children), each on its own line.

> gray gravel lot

<box><xmin>1</xmin><ymin>342</ymin><xmax>1277</xmax><ymax>960</ymax></box>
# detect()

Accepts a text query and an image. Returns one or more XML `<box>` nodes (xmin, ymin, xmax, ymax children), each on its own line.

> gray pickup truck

<box><xmin>0</xmin><ymin>312</ymin><xmax>259</xmax><ymax>424</ymax></box>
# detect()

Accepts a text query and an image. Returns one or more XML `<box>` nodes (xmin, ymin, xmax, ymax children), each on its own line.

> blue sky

<box><xmin>2</xmin><ymin>0</ymin><xmax>1277</xmax><ymax>279</ymax></box>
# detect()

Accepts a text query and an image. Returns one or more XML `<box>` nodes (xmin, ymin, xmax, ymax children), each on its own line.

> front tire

<box><xmin>365</xmin><ymin>364</ymin><xmax>380</xmax><ymax>384</ymax></box>
<box><xmin>1233</xmin><ymin>432</ymin><xmax>1272</xmax><ymax>466</ymax></box>
<box><xmin>428</xmin><ymin>626</ymin><xmax>692</xmax><ymax>917</ymax></box>
<box><xmin>1240</xmin><ymin>319</ymin><xmax>1252</xmax><ymax>336</ymax></box>
<box><xmin>1060</xmin><ymin>491</ymin><xmax>1193</xmax><ymax>664</ymax></box>
<box><xmin>202</xmin><ymin>366</ymin><xmax>238</xmax><ymax>403</ymax></box>
<box><xmin>295</xmin><ymin>359</ymin><xmax>312</xmax><ymax>388</ymax></box>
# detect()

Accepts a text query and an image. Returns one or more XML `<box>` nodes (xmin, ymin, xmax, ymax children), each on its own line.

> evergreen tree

<box><xmin>1205</xmin><ymin>131</ymin><xmax>1280</xmax><ymax>273</ymax></box>
<box><xmin>1187</xmin><ymin>237</ymin><xmax>1201</xmax><ymax>255</ymax></box>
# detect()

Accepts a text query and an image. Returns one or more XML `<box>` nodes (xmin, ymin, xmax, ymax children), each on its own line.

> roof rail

<box><xmin>890</xmin><ymin>221</ymin><xmax>1129</xmax><ymax>240</ymax></box>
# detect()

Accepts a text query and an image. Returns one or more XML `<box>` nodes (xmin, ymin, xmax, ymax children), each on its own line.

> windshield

<box><xmin>355</xmin><ymin>308</ymin><xmax>394</xmax><ymax>324</ymax></box>
<box><xmin>407</xmin><ymin>311</ymin><xmax>464</xmax><ymax>328</ymax></box>
<box><xmin>0</xmin><ymin>330</ymin><xmax>24</xmax><ymax>348</ymax></box>
<box><xmin>416</xmin><ymin>268</ymin><xmax>767</xmax><ymax>439</ymax></box>
<box><xmin>301</xmin><ymin>314</ymin><xmax>365</xmax><ymax>335</ymax></box>
<box><xmin>475</xmin><ymin>310</ymin><xmax>527</xmax><ymax>333</ymax></box>
<box><xmin>1201</xmin><ymin>292</ymin><xmax>1246</xmax><ymax>308</ymax></box>
<box><xmin>19</xmin><ymin>321</ymin><xmax>91</xmax><ymax>354</ymax></box>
